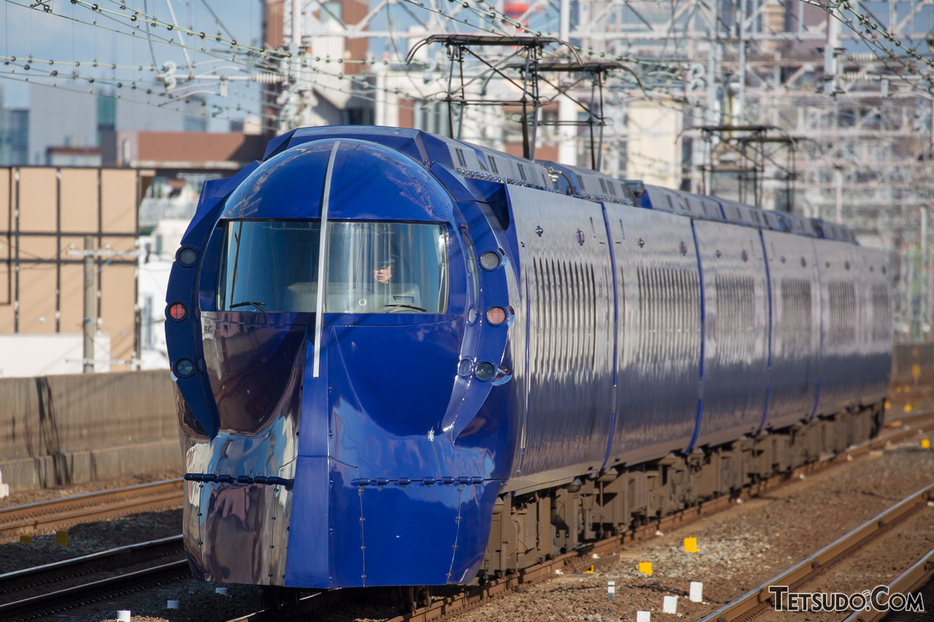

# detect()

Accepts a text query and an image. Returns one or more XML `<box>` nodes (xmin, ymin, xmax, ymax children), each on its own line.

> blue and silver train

<box><xmin>165</xmin><ymin>126</ymin><xmax>892</xmax><ymax>594</ymax></box>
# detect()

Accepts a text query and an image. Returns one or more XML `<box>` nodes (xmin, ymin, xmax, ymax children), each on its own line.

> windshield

<box><xmin>217</xmin><ymin>220</ymin><xmax>448</xmax><ymax>314</ymax></box>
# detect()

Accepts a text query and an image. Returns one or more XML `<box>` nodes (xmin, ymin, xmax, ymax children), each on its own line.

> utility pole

<box><xmin>824</xmin><ymin>6</ymin><xmax>840</xmax><ymax>95</ymax></box>
<box><xmin>557</xmin><ymin>0</ymin><xmax>576</xmax><ymax>166</ymax></box>
<box><xmin>65</xmin><ymin>241</ymin><xmax>141</xmax><ymax>373</ymax></box>
<box><xmin>83</xmin><ymin>235</ymin><xmax>95</xmax><ymax>374</ymax></box>
<box><xmin>702</xmin><ymin>0</ymin><xmax>720</xmax><ymax>194</ymax></box>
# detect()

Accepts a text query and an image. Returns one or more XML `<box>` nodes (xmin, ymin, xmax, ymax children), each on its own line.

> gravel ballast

<box><xmin>3</xmin><ymin>441</ymin><xmax>933</xmax><ymax>621</ymax></box>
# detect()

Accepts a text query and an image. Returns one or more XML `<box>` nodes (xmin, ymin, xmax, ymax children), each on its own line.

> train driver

<box><xmin>373</xmin><ymin>253</ymin><xmax>396</xmax><ymax>285</ymax></box>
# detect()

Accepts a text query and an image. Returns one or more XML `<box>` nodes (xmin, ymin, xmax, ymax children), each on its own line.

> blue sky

<box><xmin>1</xmin><ymin>0</ymin><xmax>264</xmax><ymax>123</ymax></box>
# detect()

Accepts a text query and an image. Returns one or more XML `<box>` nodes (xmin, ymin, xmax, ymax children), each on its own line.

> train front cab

<box><xmin>167</xmin><ymin>135</ymin><xmax>513</xmax><ymax>590</ymax></box>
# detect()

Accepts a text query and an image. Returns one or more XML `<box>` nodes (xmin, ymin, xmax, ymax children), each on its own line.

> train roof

<box><xmin>535</xmin><ymin>161</ymin><xmax>636</xmax><ymax>206</ymax></box>
<box><xmin>536</xmin><ymin>164</ymin><xmax>854</xmax><ymax>244</ymax></box>
<box><xmin>637</xmin><ymin>185</ymin><xmax>853</xmax><ymax>243</ymax></box>
<box><xmin>265</xmin><ymin>126</ymin><xmax>856</xmax><ymax>245</ymax></box>
<box><xmin>637</xmin><ymin>185</ymin><xmax>725</xmax><ymax>221</ymax></box>
<box><xmin>446</xmin><ymin>140</ymin><xmax>556</xmax><ymax>193</ymax></box>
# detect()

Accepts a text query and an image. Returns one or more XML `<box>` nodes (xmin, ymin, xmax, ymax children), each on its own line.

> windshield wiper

<box><xmin>230</xmin><ymin>301</ymin><xmax>267</xmax><ymax>311</ymax></box>
<box><xmin>383</xmin><ymin>303</ymin><xmax>428</xmax><ymax>313</ymax></box>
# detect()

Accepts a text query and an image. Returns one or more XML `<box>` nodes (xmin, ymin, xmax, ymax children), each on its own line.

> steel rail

<box><xmin>0</xmin><ymin>559</ymin><xmax>191</xmax><ymax>620</ymax></box>
<box><xmin>697</xmin><ymin>483</ymin><xmax>934</xmax><ymax>622</ymax></box>
<box><xmin>220</xmin><ymin>411</ymin><xmax>934</xmax><ymax>622</ymax></box>
<box><xmin>841</xmin><ymin>547</ymin><xmax>934</xmax><ymax>622</ymax></box>
<box><xmin>0</xmin><ymin>534</ymin><xmax>184</xmax><ymax>600</ymax></box>
<box><xmin>0</xmin><ymin>478</ymin><xmax>183</xmax><ymax>539</ymax></box>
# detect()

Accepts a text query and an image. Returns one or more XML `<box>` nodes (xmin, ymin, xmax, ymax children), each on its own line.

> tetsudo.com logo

<box><xmin>768</xmin><ymin>585</ymin><xmax>925</xmax><ymax>613</ymax></box>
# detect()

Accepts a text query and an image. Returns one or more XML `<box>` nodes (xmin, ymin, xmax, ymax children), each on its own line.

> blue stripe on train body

<box><xmin>165</xmin><ymin>126</ymin><xmax>892</xmax><ymax>590</ymax></box>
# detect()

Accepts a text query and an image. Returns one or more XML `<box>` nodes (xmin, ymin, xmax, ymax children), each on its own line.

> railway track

<box><xmin>0</xmin><ymin>535</ymin><xmax>189</xmax><ymax>621</ymax></box>
<box><xmin>0</xmin><ymin>409</ymin><xmax>930</xmax><ymax>621</ymax></box>
<box><xmin>222</xmin><ymin>411</ymin><xmax>934</xmax><ymax>622</ymax></box>
<box><xmin>0</xmin><ymin>478</ymin><xmax>183</xmax><ymax>541</ymax></box>
<box><xmin>842</xmin><ymin>547</ymin><xmax>934</xmax><ymax>622</ymax></box>
<box><xmin>698</xmin><ymin>484</ymin><xmax>934</xmax><ymax>621</ymax></box>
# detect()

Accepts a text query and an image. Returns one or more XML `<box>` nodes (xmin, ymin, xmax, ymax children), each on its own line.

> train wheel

<box><xmin>417</xmin><ymin>585</ymin><xmax>432</xmax><ymax>608</ymax></box>
<box><xmin>400</xmin><ymin>586</ymin><xmax>417</xmax><ymax>613</ymax></box>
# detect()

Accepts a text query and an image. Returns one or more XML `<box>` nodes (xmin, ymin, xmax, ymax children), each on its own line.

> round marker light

<box><xmin>479</xmin><ymin>251</ymin><xmax>501</xmax><ymax>270</ymax></box>
<box><xmin>177</xmin><ymin>247</ymin><xmax>198</xmax><ymax>267</ymax></box>
<box><xmin>486</xmin><ymin>307</ymin><xmax>507</xmax><ymax>325</ymax></box>
<box><xmin>168</xmin><ymin>302</ymin><xmax>187</xmax><ymax>321</ymax></box>
<box><xmin>475</xmin><ymin>362</ymin><xmax>495</xmax><ymax>381</ymax></box>
<box><xmin>175</xmin><ymin>358</ymin><xmax>196</xmax><ymax>378</ymax></box>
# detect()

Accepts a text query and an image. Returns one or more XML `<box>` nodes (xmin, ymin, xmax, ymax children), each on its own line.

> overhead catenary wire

<box><xmin>1</xmin><ymin>0</ymin><xmax>931</xmax><ymax>133</ymax></box>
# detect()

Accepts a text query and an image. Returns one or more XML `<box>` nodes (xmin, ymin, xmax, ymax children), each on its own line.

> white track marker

<box><xmin>690</xmin><ymin>581</ymin><xmax>703</xmax><ymax>602</ymax></box>
<box><xmin>637</xmin><ymin>611</ymin><xmax>651</xmax><ymax>622</ymax></box>
<box><xmin>608</xmin><ymin>580</ymin><xmax>616</xmax><ymax>601</ymax></box>
<box><xmin>663</xmin><ymin>595</ymin><xmax>678</xmax><ymax>614</ymax></box>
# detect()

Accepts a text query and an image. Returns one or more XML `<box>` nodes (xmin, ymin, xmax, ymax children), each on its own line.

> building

<box><xmin>102</xmin><ymin>130</ymin><xmax>266</xmax><ymax>170</ymax></box>
<box><xmin>0</xmin><ymin>88</ymin><xmax>28</xmax><ymax>166</ymax></box>
<box><xmin>0</xmin><ymin>166</ymin><xmax>147</xmax><ymax>376</ymax></box>
<box><xmin>27</xmin><ymin>85</ymin><xmax>210</xmax><ymax>166</ymax></box>
<box><xmin>46</xmin><ymin>146</ymin><xmax>102</xmax><ymax>168</ymax></box>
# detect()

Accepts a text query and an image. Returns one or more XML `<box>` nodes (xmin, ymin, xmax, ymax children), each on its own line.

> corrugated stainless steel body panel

<box><xmin>854</xmin><ymin>248</ymin><xmax>893</xmax><ymax>403</ymax></box>
<box><xmin>693</xmin><ymin>220</ymin><xmax>769</xmax><ymax>446</ymax></box>
<box><xmin>605</xmin><ymin>206</ymin><xmax>701</xmax><ymax>464</ymax></box>
<box><xmin>506</xmin><ymin>185</ymin><xmax>615</xmax><ymax>482</ymax></box>
<box><xmin>813</xmin><ymin>241</ymin><xmax>891</xmax><ymax>414</ymax></box>
<box><xmin>760</xmin><ymin>230</ymin><xmax>821</xmax><ymax>428</ymax></box>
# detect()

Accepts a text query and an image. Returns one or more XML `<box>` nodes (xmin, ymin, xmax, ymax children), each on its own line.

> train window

<box><xmin>326</xmin><ymin>222</ymin><xmax>448</xmax><ymax>314</ymax></box>
<box><xmin>217</xmin><ymin>220</ymin><xmax>321</xmax><ymax>314</ymax></box>
<box><xmin>517</xmin><ymin>164</ymin><xmax>527</xmax><ymax>181</ymax></box>
<box><xmin>455</xmin><ymin>148</ymin><xmax>467</xmax><ymax>168</ymax></box>
<box><xmin>217</xmin><ymin>220</ymin><xmax>448</xmax><ymax>314</ymax></box>
<box><xmin>487</xmin><ymin>156</ymin><xmax>499</xmax><ymax>174</ymax></box>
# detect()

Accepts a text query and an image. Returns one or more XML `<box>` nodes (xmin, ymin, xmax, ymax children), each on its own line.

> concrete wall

<box><xmin>0</xmin><ymin>370</ymin><xmax>180</xmax><ymax>492</ymax></box>
<box><xmin>0</xmin><ymin>349</ymin><xmax>927</xmax><ymax>493</ymax></box>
